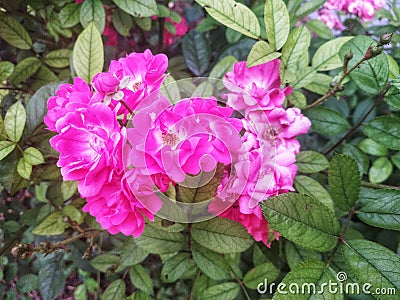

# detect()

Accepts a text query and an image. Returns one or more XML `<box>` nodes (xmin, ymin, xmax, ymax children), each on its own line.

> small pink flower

<box><xmin>164</xmin><ymin>16</ymin><xmax>189</xmax><ymax>46</ymax></box>
<box><xmin>103</xmin><ymin>24</ymin><xmax>118</xmax><ymax>46</ymax></box>
<box><xmin>92</xmin><ymin>72</ymin><xmax>120</xmax><ymax>95</ymax></box>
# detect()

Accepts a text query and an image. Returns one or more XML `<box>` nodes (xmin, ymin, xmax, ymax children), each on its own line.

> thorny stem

<box><xmin>120</xmin><ymin>99</ymin><xmax>134</xmax><ymax>115</ymax></box>
<box><xmin>0</xmin><ymin>225</ymin><xmax>29</xmax><ymax>256</ymax></box>
<box><xmin>324</xmin><ymin>84</ymin><xmax>390</xmax><ymax>155</ymax></box>
<box><xmin>305</xmin><ymin>56</ymin><xmax>369</xmax><ymax>109</ymax></box>
<box><xmin>228</xmin><ymin>263</ymin><xmax>251</xmax><ymax>300</ymax></box>
<box><xmin>0</xmin><ymin>86</ymin><xmax>34</xmax><ymax>95</ymax></box>
<box><xmin>361</xmin><ymin>181</ymin><xmax>400</xmax><ymax>190</ymax></box>
<box><xmin>325</xmin><ymin>209</ymin><xmax>355</xmax><ymax>268</ymax></box>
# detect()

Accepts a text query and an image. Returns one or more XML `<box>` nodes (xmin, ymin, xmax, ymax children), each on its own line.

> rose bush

<box><xmin>0</xmin><ymin>0</ymin><xmax>400</xmax><ymax>299</ymax></box>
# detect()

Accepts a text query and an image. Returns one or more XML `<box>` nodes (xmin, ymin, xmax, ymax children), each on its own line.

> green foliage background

<box><xmin>0</xmin><ymin>0</ymin><xmax>400</xmax><ymax>299</ymax></box>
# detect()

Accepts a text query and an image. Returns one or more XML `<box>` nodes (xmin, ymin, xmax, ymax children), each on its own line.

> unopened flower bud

<box><xmin>364</xmin><ymin>46</ymin><xmax>382</xmax><ymax>59</ymax></box>
<box><xmin>336</xmin><ymin>85</ymin><xmax>345</xmax><ymax>92</ymax></box>
<box><xmin>345</xmin><ymin>52</ymin><xmax>353</xmax><ymax>60</ymax></box>
<box><xmin>379</xmin><ymin>33</ymin><xmax>393</xmax><ymax>45</ymax></box>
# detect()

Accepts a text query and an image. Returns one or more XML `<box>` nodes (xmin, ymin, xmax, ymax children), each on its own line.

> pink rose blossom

<box><xmin>91</xmin><ymin>49</ymin><xmax>168</xmax><ymax>115</ymax></box>
<box><xmin>49</xmin><ymin>103</ymin><xmax>122</xmax><ymax>197</ymax></box>
<box><xmin>223</xmin><ymin>60</ymin><xmax>292</xmax><ymax>112</ymax></box>
<box><xmin>44</xmin><ymin>78</ymin><xmax>93</xmax><ymax>132</ymax></box>
<box><xmin>164</xmin><ymin>17</ymin><xmax>189</xmax><ymax>46</ymax></box>
<box><xmin>83</xmin><ymin>170</ymin><xmax>157</xmax><ymax>237</ymax></box>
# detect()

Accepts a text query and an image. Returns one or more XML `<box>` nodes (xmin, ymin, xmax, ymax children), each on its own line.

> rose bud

<box><xmin>92</xmin><ymin>72</ymin><xmax>120</xmax><ymax>95</ymax></box>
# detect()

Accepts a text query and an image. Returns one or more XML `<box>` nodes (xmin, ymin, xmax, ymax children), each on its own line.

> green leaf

<box><xmin>304</xmin><ymin>73</ymin><xmax>332</xmax><ymax>95</ymax></box>
<box><xmin>62</xmin><ymin>205</ymin><xmax>83</xmax><ymax>223</ymax></box>
<box><xmin>73</xmin><ymin>22</ymin><xmax>104</xmax><ymax>83</ymax></box>
<box><xmin>32</xmin><ymin>211</ymin><xmax>66</xmax><ymax>235</ymax></box>
<box><xmin>73</xmin><ymin>284</ymin><xmax>87</xmax><ymax>300</ymax></box>
<box><xmin>202</xmin><ymin>282</ymin><xmax>240</xmax><ymax>300</ymax></box>
<box><xmin>195</xmin><ymin>0</ymin><xmax>260</xmax><ymax>39</ymax></box>
<box><xmin>284</xmin><ymin>242</ymin><xmax>320</xmax><ymax>269</ymax></box>
<box><xmin>31</xmin><ymin>65</ymin><xmax>59</xmax><ymax>90</ymax></box>
<box><xmin>294</xmin><ymin>0</ymin><xmax>325</xmax><ymax>19</ymax></box>
<box><xmin>191</xmin><ymin>218</ymin><xmax>254</xmax><ymax>253</ymax></box>
<box><xmin>0</xmin><ymin>141</ymin><xmax>16</xmax><ymax>161</ymax></box>
<box><xmin>210</xmin><ymin>56</ymin><xmax>236</xmax><ymax>79</ymax></box>
<box><xmin>182</xmin><ymin>31</ymin><xmax>210</xmax><ymax>76</ymax></box>
<box><xmin>286</xmin><ymin>91</ymin><xmax>307</xmax><ymax>109</ymax></box>
<box><xmin>359</xmin><ymin>138</ymin><xmax>388</xmax><ymax>156</ymax></box>
<box><xmin>305</xmin><ymin>19</ymin><xmax>334</xmax><ymax>40</ymax></box>
<box><xmin>392</xmin><ymin>152</ymin><xmax>400</xmax><ymax>170</ymax></box>
<box><xmin>358</xmin><ymin>188</ymin><xmax>400</xmax><ymax>230</ymax></box>
<box><xmin>294</xmin><ymin>175</ymin><xmax>334</xmax><ymax>211</ymax></box>
<box><xmin>80</xmin><ymin>0</ymin><xmax>106</xmax><ymax>33</ymax></box>
<box><xmin>386</xmin><ymin>54</ymin><xmax>399</xmax><ymax>79</ymax></box>
<box><xmin>16</xmin><ymin>274</ymin><xmax>39</xmax><ymax>293</ymax></box>
<box><xmin>4</xmin><ymin>101</ymin><xmax>26</xmax><ymax>142</ymax></box>
<box><xmin>312</xmin><ymin>37</ymin><xmax>353</xmax><ymax>71</ymax></box>
<box><xmin>340</xmin><ymin>36</ymin><xmax>389</xmax><ymax>94</ymax></box>
<box><xmin>90</xmin><ymin>254</ymin><xmax>119</xmax><ymax>272</ymax></box>
<box><xmin>112</xmin><ymin>9</ymin><xmax>133</xmax><ymax>36</ymax></box>
<box><xmin>0</xmin><ymin>15</ymin><xmax>32</xmax><ymax>49</ymax></box>
<box><xmin>120</xmin><ymin>240</ymin><xmax>149</xmax><ymax>267</ymax></box>
<box><xmin>129</xmin><ymin>264</ymin><xmax>153</xmax><ymax>294</ymax></box>
<box><xmin>328</xmin><ymin>154</ymin><xmax>361</xmax><ymax>211</ymax></box>
<box><xmin>260</xmin><ymin>193</ymin><xmax>340</xmax><ymax>252</ymax></box>
<box><xmin>272</xmin><ymin>260</ymin><xmax>341</xmax><ymax>300</ymax></box>
<box><xmin>342</xmin><ymin>144</ymin><xmax>369</xmax><ymax>175</ymax></box>
<box><xmin>26</xmin><ymin>82</ymin><xmax>61</xmax><ymax>133</ymax></box>
<box><xmin>9</xmin><ymin>57</ymin><xmax>41</xmax><ymax>85</ymax></box>
<box><xmin>134</xmin><ymin>17</ymin><xmax>152</xmax><ymax>31</ymax></box>
<box><xmin>135</xmin><ymin>225</ymin><xmax>185</xmax><ymax>254</ymax></box>
<box><xmin>264</xmin><ymin>0</ymin><xmax>290</xmax><ymax>50</ymax></box>
<box><xmin>191</xmin><ymin>242</ymin><xmax>230</xmax><ymax>280</ymax></box>
<box><xmin>177</xmin><ymin>163</ymin><xmax>224</xmax><ymax>203</ymax></box>
<box><xmin>0</xmin><ymin>61</ymin><xmax>14</xmax><ymax>81</ymax></box>
<box><xmin>305</xmin><ymin>106</ymin><xmax>350</xmax><ymax>135</ymax></box>
<box><xmin>363</xmin><ymin>116</ymin><xmax>400</xmax><ymax>150</ymax></box>
<box><xmin>24</xmin><ymin>147</ymin><xmax>45</xmax><ymax>165</ymax></box>
<box><xmin>160</xmin><ymin>75</ymin><xmax>180</xmax><ymax>104</ymax></box>
<box><xmin>225</xmin><ymin>27</ymin><xmax>242</xmax><ymax>44</ymax></box>
<box><xmin>296</xmin><ymin>151</ymin><xmax>329</xmax><ymax>173</ymax></box>
<box><xmin>17</xmin><ymin>157</ymin><xmax>32</xmax><ymax>180</ymax></box>
<box><xmin>247</xmin><ymin>41</ymin><xmax>281</xmax><ymax>67</ymax></box>
<box><xmin>113</xmin><ymin>0</ymin><xmax>158</xmax><ymax>18</ymax></box>
<box><xmin>243</xmin><ymin>262</ymin><xmax>280</xmax><ymax>290</ymax></box>
<box><xmin>341</xmin><ymin>239</ymin><xmax>400</xmax><ymax>299</ymax></box>
<box><xmin>38</xmin><ymin>252</ymin><xmax>65</xmax><ymax>300</ymax></box>
<box><xmin>161</xmin><ymin>253</ymin><xmax>191</xmax><ymax>283</ymax></box>
<box><xmin>101</xmin><ymin>279</ymin><xmax>126</xmax><ymax>300</ymax></box>
<box><xmin>369</xmin><ymin>157</ymin><xmax>393</xmax><ymax>183</ymax></box>
<box><xmin>281</xmin><ymin>26</ymin><xmax>311</xmax><ymax>71</ymax></box>
<box><xmin>44</xmin><ymin>49</ymin><xmax>71</xmax><ymax>68</ymax></box>
<box><xmin>59</xmin><ymin>3</ymin><xmax>81</xmax><ymax>28</ymax></box>
<box><xmin>61</xmin><ymin>180</ymin><xmax>78</xmax><ymax>200</ymax></box>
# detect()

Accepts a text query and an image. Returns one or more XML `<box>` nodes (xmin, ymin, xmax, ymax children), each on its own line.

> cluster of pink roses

<box><xmin>318</xmin><ymin>0</ymin><xmax>385</xmax><ymax>29</ymax></box>
<box><xmin>45</xmin><ymin>49</ymin><xmax>311</xmax><ymax>245</ymax></box>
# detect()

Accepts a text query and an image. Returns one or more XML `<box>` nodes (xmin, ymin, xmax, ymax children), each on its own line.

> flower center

<box><xmin>90</xmin><ymin>135</ymin><xmax>105</xmax><ymax>153</ymax></box>
<box><xmin>162</xmin><ymin>132</ymin><xmax>179</xmax><ymax>147</ymax></box>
